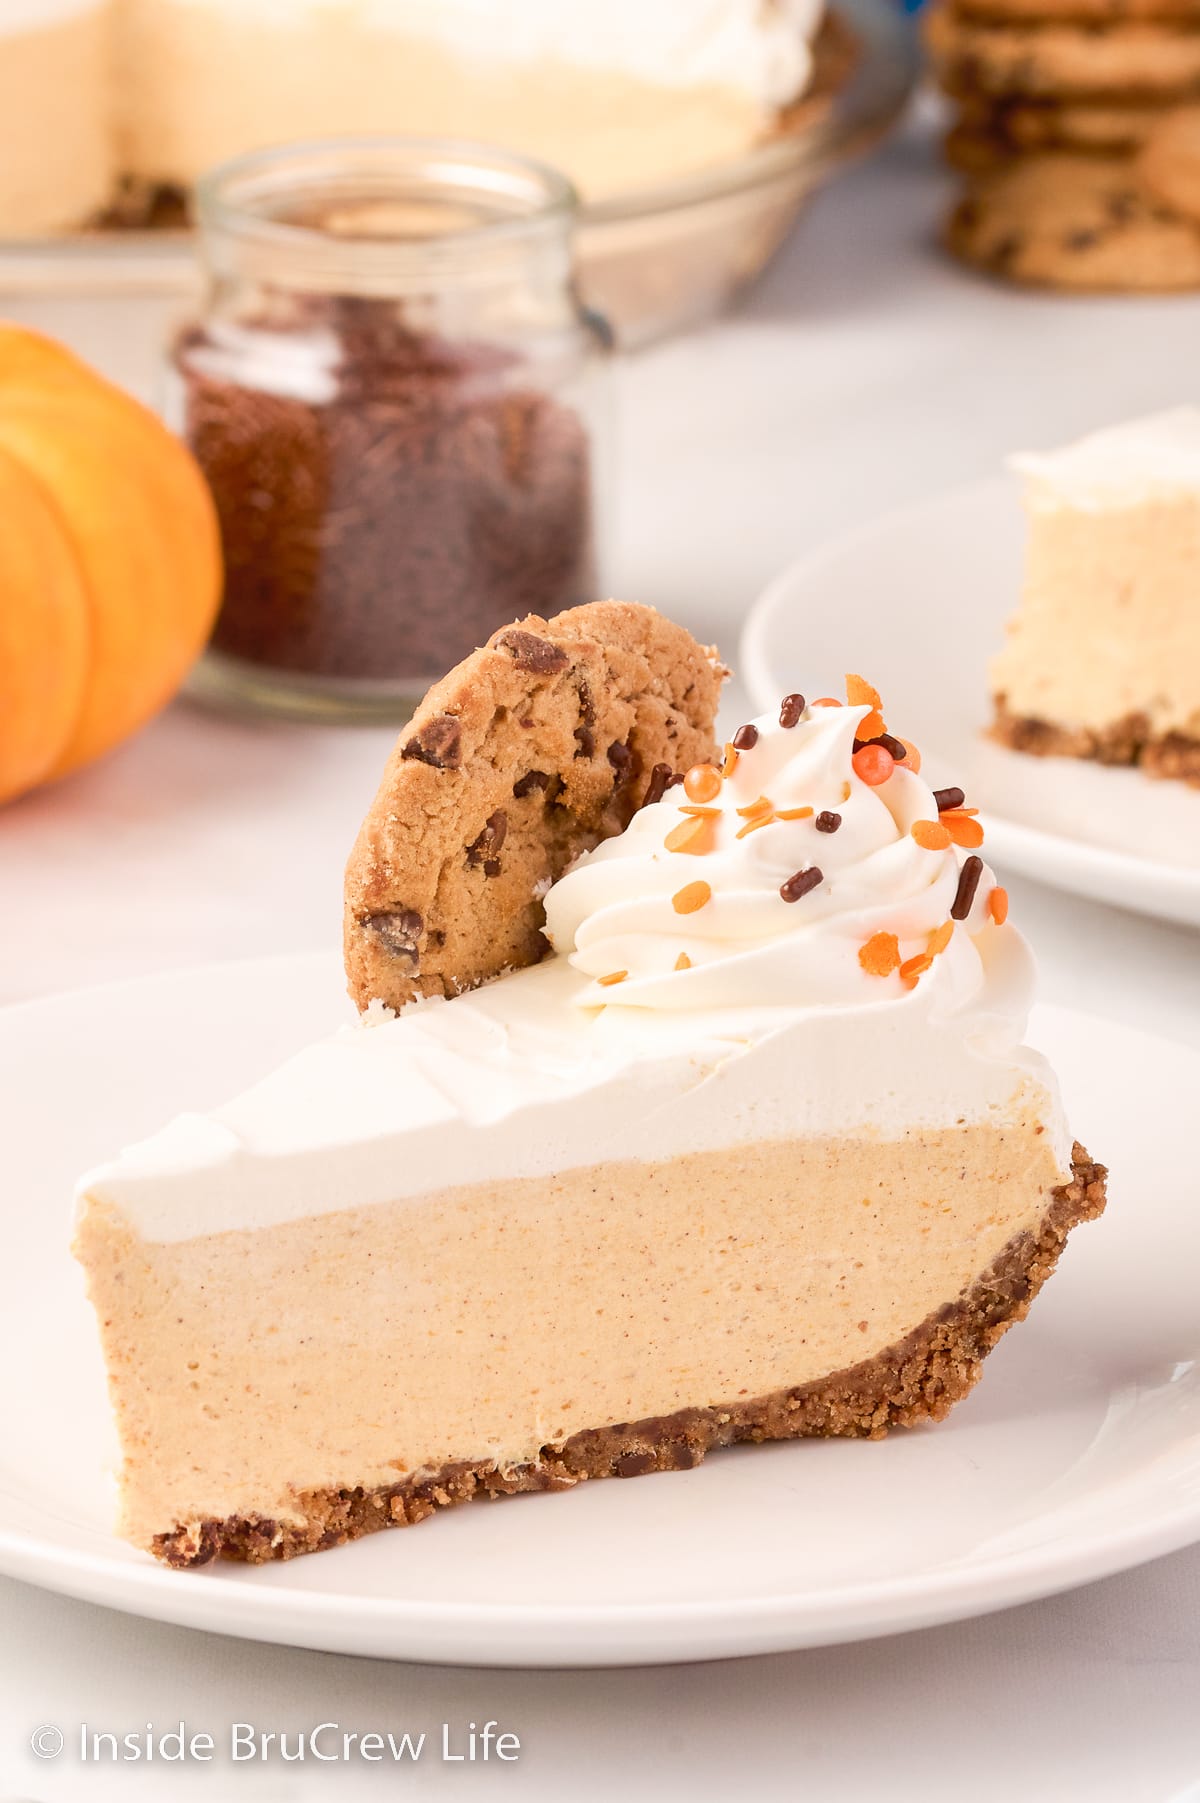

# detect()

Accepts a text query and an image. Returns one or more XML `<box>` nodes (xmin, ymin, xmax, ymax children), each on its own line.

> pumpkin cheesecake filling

<box><xmin>73</xmin><ymin>670</ymin><xmax>1104</xmax><ymax>1564</ymax></box>
<box><xmin>992</xmin><ymin>410</ymin><xmax>1200</xmax><ymax>786</ymax></box>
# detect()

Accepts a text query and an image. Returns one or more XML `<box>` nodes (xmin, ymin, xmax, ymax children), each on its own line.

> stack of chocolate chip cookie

<box><xmin>924</xmin><ymin>0</ymin><xmax>1200</xmax><ymax>288</ymax></box>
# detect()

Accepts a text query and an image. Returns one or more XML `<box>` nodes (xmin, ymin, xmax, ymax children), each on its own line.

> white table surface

<box><xmin>3</xmin><ymin>112</ymin><xmax>1200</xmax><ymax>1802</ymax></box>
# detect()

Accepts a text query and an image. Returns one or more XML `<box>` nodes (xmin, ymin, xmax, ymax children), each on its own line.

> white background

<box><xmin>2</xmin><ymin>113</ymin><xmax>1199</xmax><ymax>1800</ymax></box>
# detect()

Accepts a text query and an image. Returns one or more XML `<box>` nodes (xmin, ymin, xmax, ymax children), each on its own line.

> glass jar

<box><xmin>172</xmin><ymin>138</ymin><xmax>611</xmax><ymax>721</ymax></box>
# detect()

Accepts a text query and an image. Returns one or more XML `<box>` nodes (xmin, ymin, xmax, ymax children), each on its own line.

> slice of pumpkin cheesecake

<box><xmin>73</xmin><ymin>604</ymin><xmax>1105</xmax><ymax>1566</ymax></box>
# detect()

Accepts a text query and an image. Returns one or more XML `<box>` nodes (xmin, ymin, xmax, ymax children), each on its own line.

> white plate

<box><xmin>1</xmin><ymin>953</ymin><xmax>1198</xmax><ymax>1668</ymax></box>
<box><xmin>740</xmin><ymin>477</ymin><xmax>1200</xmax><ymax>930</ymax></box>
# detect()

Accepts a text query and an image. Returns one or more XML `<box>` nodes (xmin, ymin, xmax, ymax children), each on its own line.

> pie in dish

<box><xmin>992</xmin><ymin>409</ymin><xmax>1200</xmax><ymax>787</ymax></box>
<box><xmin>73</xmin><ymin>600</ymin><xmax>1106</xmax><ymax>1566</ymax></box>
<box><xmin>117</xmin><ymin>0</ymin><xmax>827</xmax><ymax>208</ymax></box>
<box><xmin>0</xmin><ymin>0</ymin><xmax>836</xmax><ymax>233</ymax></box>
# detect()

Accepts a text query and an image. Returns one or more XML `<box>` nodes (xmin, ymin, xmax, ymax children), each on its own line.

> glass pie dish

<box><xmin>0</xmin><ymin>0</ymin><xmax>917</xmax><ymax>349</ymax></box>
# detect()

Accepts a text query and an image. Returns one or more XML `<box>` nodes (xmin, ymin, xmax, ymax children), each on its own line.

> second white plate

<box><xmin>741</xmin><ymin>477</ymin><xmax>1200</xmax><ymax>930</ymax></box>
<box><xmin>1</xmin><ymin>954</ymin><xmax>1199</xmax><ymax>1666</ymax></box>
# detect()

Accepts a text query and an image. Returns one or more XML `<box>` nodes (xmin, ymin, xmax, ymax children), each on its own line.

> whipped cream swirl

<box><xmin>543</xmin><ymin>699</ymin><xmax>1001</xmax><ymax>1013</ymax></box>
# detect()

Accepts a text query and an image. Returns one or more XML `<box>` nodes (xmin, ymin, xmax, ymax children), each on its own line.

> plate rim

<box><xmin>738</xmin><ymin>474</ymin><xmax>1200</xmax><ymax>923</ymax></box>
<box><xmin>2</xmin><ymin>954</ymin><xmax>1199</xmax><ymax>1665</ymax></box>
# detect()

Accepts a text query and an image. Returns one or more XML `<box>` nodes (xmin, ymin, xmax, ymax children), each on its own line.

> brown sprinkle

<box><xmin>951</xmin><ymin>855</ymin><xmax>984</xmax><ymax>921</ymax></box>
<box><xmin>815</xmin><ymin>811</ymin><xmax>842</xmax><ymax>833</ymax></box>
<box><xmin>780</xmin><ymin>866</ymin><xmax>823</xmax><ymax>903</ymax></box>
<box><xmin>779</xmin><ymin>693</ymin><xmax>805</xmax><ymax>728</ymax></box>
<box><xmin>642</xmin><ymin>763</ymin><xmax>675</xmax><ymax>808</ymax></box>
<box><xmin>933</xmin><ymin>786</ymin><xmax>965</xmax><ymax>813</ymax></box>
<box><xmin>852</xmin><ymin>732</ymin><xmax>907</xmax><ymax>761</ymax></box>
<box><xmin>732</xmin><ymin>723</ymin><xmax>760</xmax><ymax>750</ymax></box>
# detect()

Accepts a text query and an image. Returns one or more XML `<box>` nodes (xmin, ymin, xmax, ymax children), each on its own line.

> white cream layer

<box><xmin>136</xmin><ymin>0</ymin><xmax>821</xmax><ymax>105</ymax></box>
<box><xmin>78</xmin><ymin>695</ymin><xmax>1069</xmax><ymax>1244</ymax></box>
<box><xmin>77</xmin><ymin>938</ymin><xmax>1066</xmax><ymax>1245</ymax></box>
<box><xmin>1013</xmin><ymin>407</ymin><xmax>1200</xmax><ymax>510</ymax></box>
<box><xmin>547</xmin><ymin>701</ymin><xmax>998</xmax><ymax>1012</ymax></box>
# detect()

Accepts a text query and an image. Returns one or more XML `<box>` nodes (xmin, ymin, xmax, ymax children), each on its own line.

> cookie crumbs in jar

<box><xmin>173</xmin><ymin>138</ymin><xmax>610</xmax><ymax>720</ymax></box>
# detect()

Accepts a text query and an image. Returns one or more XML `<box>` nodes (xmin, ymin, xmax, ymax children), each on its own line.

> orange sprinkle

<box><xmin>895</xmin><ymin>738</ymin><xmax>921</xmax><ymax>773</ymax></box>
<box><xmin>899</xmin><ymin>952</ymin><xmax>934</xmax><ymax>989</ymax></box>
<box><xmin>664</xmin><ymin>816</ymin><xmax>714</xmax><ymax>855</ymax></box>
<box><xmin>680</xmin><ymin>804</ymin><xmax>721</xmax><ymax>819</ymax></box>
<box><xmin>684</xmin><ymin>763</ymin><xmax>722</xmax><ymax>804</ymax></box>
<box><xmin>673</xmin><ymin>880</ymin><xmax>712</xmax><ymax>915</ymax></box>
<box><xmin>911</xmin><ymin>819</ymin><xmax>952</xmax><ymax>852</ymax></box>
<box><xmin>846</xmin><ymin>674</ymin><xmax>882</xmax><ymax>710</ymax></box>
<box><xmin>736</xmin><ymin>795</ymin><xmax>773</xmax><ymax>818</ymax></box>
<box><xmin>927</xmin><ymin>920</ymin><xmax>955</xmax><ymax>957</ymax></box>
<box><xmin>943</xmin><ymin>810</ymin><xmax>985</xmax><ymax>849</ymax></box>
<box><xmin>736</xmin><ymin>812</ymin><xmax>775</xmax><ymax>839</ymax></box>
<box><xmin>812</xmin><ymin>696</ymin><xmax>843</xmax><ymax>708</ymax></box>
<box><xmin>858</xmin><ymin>931</ymin><xmax>901</xmax><ymax>978</ymax></box>
<box><xmin>721</xmin><ymin>741</ymin><xmax>740</xmax><ymax>778</ymax></box>
<box><xmin>675</xmin><ymin>952</ymin><xmax>692</xmax><ymax>971</ymax></box>
<box><xmin>597</xmin><ymin>970</ymin><xmax>627</xmax><ymax>987</ymax></box>
<box><xmin>842</xmin><ymin>781</ymin><xmax>852</xmax><ymax>802</ymax></box>
<box><xmin>852</xmin><ymin>744</ymin><xmax>895</xmax><ymax>787</ymax></box>
<box><xmin>776</xmin><ymin>805</ymin><xmax>815</xmax><ymax>821</ymax></box>
<box><xmin>857</xmin><ymin>709</ymin><xmax>886</xmax><ymax>742</ymax></box>
<box><xmin>989</xmin><ymin>887</ymin><xmax>1010</xmax><ymax>926</ymax></box>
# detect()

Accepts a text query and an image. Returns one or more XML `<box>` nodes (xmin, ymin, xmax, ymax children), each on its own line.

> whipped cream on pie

<box><xmin>168</xmin><ymin>0</ymin><xmax>822</xmax><ymax>107</ymax></box>
<box><xmin>79</xmin><ymin>692</ymin><xmax>1066</xmax><ymax>1243</ymax></box>
<box><xmin>1011</xmin><ymin>407</ymin><xmax>1200</xmax><ymax>509</ymax></box>
<box><xmin>549</xmin><ymin>696</ymin><xmax>1003</xmax><ymax>1010</ymax></box>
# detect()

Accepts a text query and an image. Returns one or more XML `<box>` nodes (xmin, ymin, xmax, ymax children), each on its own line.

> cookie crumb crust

<box><xmin>993</xmin><ymin>700</ymin><xmax>1200</xmax><ymax>785</ymax></box>
<box><xmin>152</xmin><ymin>1144</ymin><xmax>1106</xmax><ymax>1568</ymax></box>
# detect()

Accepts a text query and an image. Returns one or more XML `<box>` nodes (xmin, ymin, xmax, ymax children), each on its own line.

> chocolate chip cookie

<box><xmin>344</xmin><ymin>600</ymin><xmax>726</xmax><ymax>1012</ymax></box>
<box><xmin>954</xmin><ymin>0</ymin><xmax>1200</xmax><ymax>21</ymax></box>
<box><xmin>1137</xmin><ymin>104</ymin><xmax>1200</xmax><ymax>219</ymax></box>
<box><xmin>925</xmin><ymin>4</ymin><xmax>1200</xmax><ymax>99</ymax></box>
<box><xmin>944</xmin><ymin>152</ymin><xmax>1200</xmax><ymax>286</ymax></box>
<box><xmin>950</xmin><ymin>93</ymin><xmax>1164</xmax><ymax>164</ymax></box>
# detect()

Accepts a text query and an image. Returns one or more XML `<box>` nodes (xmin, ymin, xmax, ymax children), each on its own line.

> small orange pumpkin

<box><xmin>0</xmin><ymin>324</ymin><xmax>221</xmax><ymax>805</ymax></box>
